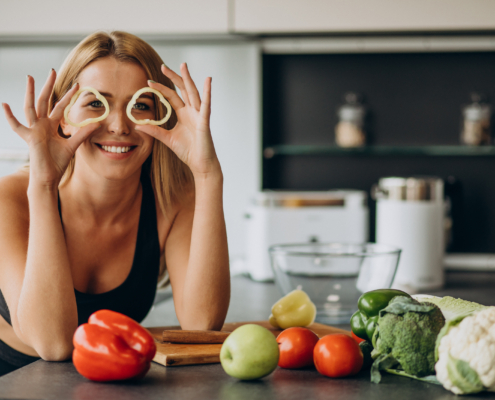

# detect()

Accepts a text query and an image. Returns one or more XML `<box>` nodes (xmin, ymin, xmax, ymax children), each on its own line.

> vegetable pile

<box><xmin>219</xmin><ymin>289</ymin><xmax>364</xmax><ymax>381</ymax></box>
<box><xmin>351</xmin><ymin>290</ymin><xmax>495</xmax><ymax>395</ymax></box>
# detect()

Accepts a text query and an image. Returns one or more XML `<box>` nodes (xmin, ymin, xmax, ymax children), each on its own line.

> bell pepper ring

<box><xmin>64</xmin><ymin>87</ymin><xmax>110</xmax><ymax>128</ymax></box>
<box><xmin>72</xmin><ymin>309</ymin><xmax>156</xmax><ymax>382</ymax></box>
<box><xmin>126</xmin><ymin>87</ymin><xmax>172</xmax><ymax>126</ymax></box>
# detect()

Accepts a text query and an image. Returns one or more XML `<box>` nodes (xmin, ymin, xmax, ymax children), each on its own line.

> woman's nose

<box><xmin>106</xmin><ymin>109</ymin><xmax>131</xmax><ymax>135</ymax></box>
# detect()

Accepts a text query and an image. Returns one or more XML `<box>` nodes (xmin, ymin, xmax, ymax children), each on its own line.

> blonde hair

<box><xmin>51</xmin><ymin>31</ymin><xmax>193</xmax><ymax>214</ymax></box>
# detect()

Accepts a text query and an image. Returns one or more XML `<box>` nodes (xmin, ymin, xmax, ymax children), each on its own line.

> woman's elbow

<box><xmin>179</xmin><ymin>315</ymin><xmax>226</xmax><ymax>331</ymax></box>
<box><xmin>36</xmin><ymin>341</ymin><xmax>73</xmax><ymax>362</ymax></box>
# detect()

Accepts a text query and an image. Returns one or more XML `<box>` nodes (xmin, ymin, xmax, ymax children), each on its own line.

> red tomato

<box><xmin>313</xmin><ymin>334</ymin><xmax>363</xmax><ymax>378</ymax></box>
<box><xmin>276</xmin><ymin>327</ymin><xmax>320</xmax><ymax>369</ymax></box>
<box><xmin>351</xmin><ymin>331</ymin><xmax>366</xmax><ymax>344</ymax></box>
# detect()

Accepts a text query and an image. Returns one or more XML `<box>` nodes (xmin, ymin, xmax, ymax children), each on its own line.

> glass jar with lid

<box><xmin>335</xmin><ymin>92</ymin><xmax>367</xmax><ymax>148</ymax></box>
<box><xmin>460</xmin><ymin>93</ymin><xmax>492</xmax><ymax>146</ymax></box>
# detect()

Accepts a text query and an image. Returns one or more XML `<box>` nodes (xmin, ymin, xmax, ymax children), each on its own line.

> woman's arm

<box><xmin>164</xmin><ymin>172</ymin><xmax>230</xmax><ymax>330</ymax></box>
<box><xmin>136</xmin><ymin>64</ymin><xmax>230</xmax><ymax>330</ymax></box>
<box><xmin>0</xmin><ymin>72</ymin><xmax>99</xmax><ymax>359</ymax></box>
<box><xmin>0</xmin><ymin>175</ymin><xmax>77</xmax><ymax>360</ymax></box>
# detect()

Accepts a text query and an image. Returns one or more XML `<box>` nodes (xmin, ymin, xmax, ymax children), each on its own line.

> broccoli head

<box><xmin>371</xmin><ymin>296</ymin><xmax>445</xmax><ymax>382</ymax></box>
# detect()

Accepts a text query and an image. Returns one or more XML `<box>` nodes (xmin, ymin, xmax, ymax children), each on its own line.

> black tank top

<box><xmin>0</xmin><ymin>172</ymin><xmax>160</xmax><ymax>366</ymax></box>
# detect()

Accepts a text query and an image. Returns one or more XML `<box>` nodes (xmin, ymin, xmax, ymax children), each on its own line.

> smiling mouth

<box><xmin>96</xmin><ymin>144</ymin><xmax>137</xmax><ymax>154</ymax></box>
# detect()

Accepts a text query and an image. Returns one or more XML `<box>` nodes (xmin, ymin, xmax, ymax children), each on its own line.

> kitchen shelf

<box><xmin>263</xmin><ymin>145</ymin><xmax>495</xmax><ymax>159</ymax></box>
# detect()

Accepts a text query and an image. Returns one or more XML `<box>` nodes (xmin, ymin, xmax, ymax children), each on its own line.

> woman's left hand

<box><xmin>136</xmin><ymin>63</ymin><xmax>219</xmax><ymax>178</ymax></box>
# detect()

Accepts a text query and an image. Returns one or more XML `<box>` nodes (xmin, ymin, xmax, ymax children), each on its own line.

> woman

<box><xmin>0</xmin><ymin>31</ymin><xmax>230</xmax><ymax>376</ymax></box>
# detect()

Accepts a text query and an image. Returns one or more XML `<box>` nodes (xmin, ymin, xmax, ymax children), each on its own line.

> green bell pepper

<box><xmin>350</xmin><ymin>289</ymin><xmax>411</xmax><ymax>342</ymax></box>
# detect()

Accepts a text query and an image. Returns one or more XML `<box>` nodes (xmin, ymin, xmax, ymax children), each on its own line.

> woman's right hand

<box><xmin>1</xmin><ymin>70</ymin><xmax>100</xmax><ymax>190</ymax></box>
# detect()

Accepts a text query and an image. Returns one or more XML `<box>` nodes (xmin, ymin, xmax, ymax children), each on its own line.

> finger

<box><xmin>180</xmin><ymin>63</ymin><xmax>201</xmax><ymax>111</ymax></box>
<box><xmin>147</xmin><ymin>80</ymin><xmax>185</xmax><ymax>111</ymax></box>
<box><xmin>161</xmin><ymin>64</ymin><xmax>191</xmax><ymax>106</ymax></box>
<box><xmin>24</xmin><ymin>75</ymin><xmax>37</xmax><ymax>126</ymax></box>
<box><xmin>66</xmin><ymin>122</ymin><xmax>101</xmax><ymax>153</ymax></box>
<box><xmin>2</xmin><ymin>103</ymin><xmax>29</xmax><ymax>140</ymax></box>
<box><xmin>199</xmin><ymin>77</ymin><xmax>212</xmax><ymax>121</ymax></box>
<box><xmin>36</xmin><ymin>69</ymin><xmax>56</xmax><ymax>118</ymax></box>
<box><xmin>50</xmin><ymin>83</ymin><xmax>79</xmax><ymax>121</ymax></box>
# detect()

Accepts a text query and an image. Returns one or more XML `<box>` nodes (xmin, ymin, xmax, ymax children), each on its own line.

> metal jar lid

<box><xmin>372</xmin><ymin>177</ymin><xmax>444</xmax><ymax>202</ymax></box>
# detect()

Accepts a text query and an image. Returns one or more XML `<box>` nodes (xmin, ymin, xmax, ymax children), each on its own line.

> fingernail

<box><xmin>161</xmin><ymin>64</ymin><xmax>166</xmax><ymax>69</ymax></box>
<box><xmin>148</xmin><ymin>80</ymin><xmax>156</xmax><ymax>84</ymax></box>
<box><xmin>71</xmin><ymin>82</ymin><xmax>78</xmax><ymax>89</ymax></box>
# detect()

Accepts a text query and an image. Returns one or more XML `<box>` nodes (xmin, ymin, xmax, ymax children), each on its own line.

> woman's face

<box><xmin>61</xmin><ymin>57</ymin><xmax>156</xmax><ymax>181</ymax></box>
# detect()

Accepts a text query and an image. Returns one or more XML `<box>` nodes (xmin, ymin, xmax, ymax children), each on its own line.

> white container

<box><xmin>375</xmin><ymin>177</ymin><xmax>445</xmax><ymax>291</ymax></box>
<box><xmin>245</xmin><ymin>190</ymin><xmax>369</xmax><ymax>281</ymax></box>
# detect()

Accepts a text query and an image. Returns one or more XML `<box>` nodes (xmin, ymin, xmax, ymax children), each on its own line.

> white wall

<box><xmin>0</xmin><ymin>44</ymin><xmax>75</xmax><ymax>148</ymax></box>
<box><xmin>151</xmin><ymin>42</ymin><xmax>261</xmax><ymax>260</ymax></box>
<box><xmin>0</xmin><ymin>40</ymin><xmax>261</xmax><ymax>261</ymax></box>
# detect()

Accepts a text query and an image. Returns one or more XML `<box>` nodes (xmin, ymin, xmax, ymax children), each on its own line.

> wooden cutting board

<box><xmin>147</xmin><ymin>320</ymin><xmax>351</xmax><ymax>367</ymax></box>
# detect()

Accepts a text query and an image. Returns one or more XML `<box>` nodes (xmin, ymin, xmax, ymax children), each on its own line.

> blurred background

<box><xmin>2</xmin><ymin>0</ymin><xmax>495</xmax><ymax>288</ymax></box>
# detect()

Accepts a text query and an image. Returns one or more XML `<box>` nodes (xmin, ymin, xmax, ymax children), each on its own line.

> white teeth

<box><xmin>100</xmin><ymin>145</ymin><xmax>132</xmax><ymax>154</ymax></box>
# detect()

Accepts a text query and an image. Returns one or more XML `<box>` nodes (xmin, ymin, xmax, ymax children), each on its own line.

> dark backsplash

<box><xmin>262</xmin><ymin>51</ymin><xmax>495</xmax><ymax>252</ymax></box>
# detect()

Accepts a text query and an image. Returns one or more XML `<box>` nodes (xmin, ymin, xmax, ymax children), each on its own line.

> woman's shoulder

<box><xmin>155</xmin><ymin>183</ymin><xmax>195</xmax><ymax>251</ymax></box>
<box><xmin>156</xmin><ymin>183</ymin><xmax>195</xmax><ymax>220</ymax></box>
<box><xmin>0</xmin><ymin>170</ymin><xmax>30</xmax><ymax>221</ymax></box>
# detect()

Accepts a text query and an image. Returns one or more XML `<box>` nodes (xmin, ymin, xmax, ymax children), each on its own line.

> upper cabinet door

<box><xmin>233</xmin><ymin>0</ymin><xmax>495</xmax><ymax>33</ymax></box>
<box><xmin>0</xmin><ymin>0</ymin><xmax>229</xmax><ymax>36</ymax></box>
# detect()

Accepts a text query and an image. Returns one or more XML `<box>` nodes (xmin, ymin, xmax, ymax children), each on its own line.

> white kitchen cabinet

<box><xmin>234</xmin><ymin>0</ymin><xmax>495</xmax><ymax>34</ymax></box>
<box><xmin>0</xmin><ymin>0</ymin><xmax>229</xmax><ymax>36</ymax></box>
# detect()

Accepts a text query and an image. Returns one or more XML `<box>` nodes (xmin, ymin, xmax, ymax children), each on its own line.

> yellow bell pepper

<box><xmin>269</xmin><ymin>289</ymin><xmax>317</xmax><ymax>329</ymax></box>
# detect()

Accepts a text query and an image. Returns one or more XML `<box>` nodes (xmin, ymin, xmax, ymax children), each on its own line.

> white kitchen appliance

<box><xmin>244</xmin><ymin>190</ymin><xmax>369</xmax><ymax>281</ymax></box>
<box><xmin>374</xmin><ymin>177</ymin><xmax>445</xmax><ymax>291</ymax></box>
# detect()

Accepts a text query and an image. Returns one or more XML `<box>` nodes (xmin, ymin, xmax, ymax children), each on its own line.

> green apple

<box><xmin>220</xmin><ymin>324</ymin><xmax>279</xmax><ymax>380</ymax></box>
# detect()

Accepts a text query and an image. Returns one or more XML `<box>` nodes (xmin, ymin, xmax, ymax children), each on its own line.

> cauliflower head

<box><xmin>436</xmin><ymin>307</ymin><xmax>495</xmax><ymax>395</ymax></box>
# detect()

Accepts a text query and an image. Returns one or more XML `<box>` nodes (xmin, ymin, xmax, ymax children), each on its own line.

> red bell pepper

<box><xmin>73</xmin><ymin>309</ymin><xmax>156</xmax><ymax>382</ymax></box>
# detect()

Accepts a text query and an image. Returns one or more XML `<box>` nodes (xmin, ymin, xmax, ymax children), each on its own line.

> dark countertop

<box><xmin>0</xmin><ymin>272</ymin><xmax>494</xmax><ymax>400</ymax></box>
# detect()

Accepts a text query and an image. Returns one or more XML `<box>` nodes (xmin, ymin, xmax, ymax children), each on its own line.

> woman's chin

<box><xmin>85</xmin><ymin>158</ymin><xmax>144</xmax><ymax>182</ymax></box>
<box><xmin>93</xmin><ymin>167</ymin><xmax>142</xmax><ymax>182</ymax></box>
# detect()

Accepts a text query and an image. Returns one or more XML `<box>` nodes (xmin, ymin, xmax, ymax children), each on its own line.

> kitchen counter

<box><xmin>0</xmin><ymin>272</ymin><xmax>494</xmax><ymax>400</ymax></box>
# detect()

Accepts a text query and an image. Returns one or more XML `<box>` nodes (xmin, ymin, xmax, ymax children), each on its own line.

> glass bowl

<box><xmin>269</xmin><ymin>243</ymin><xmax>401</xmax><ymax>325</ymax></box>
